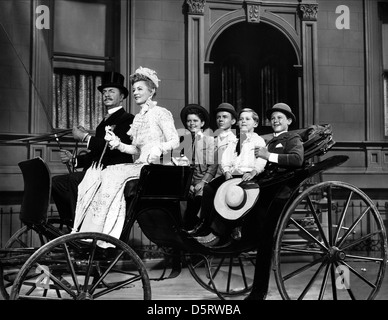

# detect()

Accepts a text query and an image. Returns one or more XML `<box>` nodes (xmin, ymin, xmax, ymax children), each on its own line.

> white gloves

<box><xmin>104</xmin><ymin>126</ymin><xmax>121</xmax><ymax>149</ymax></box>
<box><xmin>147</xmin><ymin>145</ymin><xmax>162</xmax><ymax>164</ymax></box>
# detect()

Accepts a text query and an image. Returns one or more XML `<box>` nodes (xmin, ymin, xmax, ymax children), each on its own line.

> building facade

<box><xmin>0</xmin><ymin>0</ymin><xmax>387</xmax><ymax>241</ymax></box>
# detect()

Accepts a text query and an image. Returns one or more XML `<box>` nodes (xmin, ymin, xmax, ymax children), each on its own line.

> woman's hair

<box><xmin>239</xmin><ymin>108</ymin><xmax>259</xmax><ymax>123</ymax></box>
<box><xmin>185</xmin><ymin>107</ymin><xmax>206</xmax><ymax>123</ymax></box>
<box><xmin>130</xmin><ymin>73</ymin><xmax>157</xmax><ymax>98</ymax></box>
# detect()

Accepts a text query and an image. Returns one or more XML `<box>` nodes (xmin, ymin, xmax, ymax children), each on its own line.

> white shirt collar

<box><xmin>196</xmin><ymin>131</ymin><xmax>204</xmax><ymax>138</ymax></box>
<box><xmin>274</xmin><ymin>131</ymin><xmax>287</xmax><ymax>137</ymax></box>
<box><xmin>107</xmin><ymin>106</ymin><xmax>123</xmax><ymax>115</ymax></box>
<box><xmin>219</xmin><ymin>130</ymin><xmax>233</xmax><ymax>139</ymax></box>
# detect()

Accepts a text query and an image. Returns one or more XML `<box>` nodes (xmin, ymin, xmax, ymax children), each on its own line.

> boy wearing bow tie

<box><xmin>255</xmin><ymin>103</ymin><xmax>303</xmax><ymax>168</ymax></box>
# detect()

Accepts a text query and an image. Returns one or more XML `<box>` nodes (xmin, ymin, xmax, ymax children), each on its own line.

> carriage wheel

<box><xmin>0</xmin><ymin>218</ymin><xmax>72</xmax><ymax>300</ymax></box>
<box><xmin>273</xmin><ymin>181</ymin><xmax>387</xmax><ymax>300</ymax></box>
<box><xmin>9</xmin><ymin>232</ymin><xmax>151</xmax><ymax>300</ymax></box>
<box><xmin>185</xmin><ymin>250</ymin><xmax>256</xmax><ymax>299</ymax></box>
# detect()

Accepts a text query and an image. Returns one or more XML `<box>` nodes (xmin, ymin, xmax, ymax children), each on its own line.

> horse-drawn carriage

<box><xmin>1</xmin><ymin>124</ymin><xmax>387</xmax><ymax>300</ymax></box>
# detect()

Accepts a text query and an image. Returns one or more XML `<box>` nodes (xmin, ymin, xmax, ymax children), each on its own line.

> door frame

<box><xmin>185</xmin><ymin>0</ymin><xmax>319</xmax><ymax>127</ymax></box>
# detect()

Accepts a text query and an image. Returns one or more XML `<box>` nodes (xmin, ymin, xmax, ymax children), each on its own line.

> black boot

<box><xmin>245</xmin><ymin>287</ymin><xmax>268</xmax><ymax>300</ymax></box>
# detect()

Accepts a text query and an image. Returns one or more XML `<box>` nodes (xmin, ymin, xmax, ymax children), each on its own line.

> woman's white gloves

<box><xmin>104</xmin><ymin>126</ymin><xmax>138</xmax><ymax>155</ymax></box>
<box><xmin>147</xmin><ymin>145</ymin><xmax>162</xmax><ymax>164</ymax></box>
<box><xmin>104</xmin><ymin>126</ymin><xmax>121</xmax><ymax>149</ymax></box>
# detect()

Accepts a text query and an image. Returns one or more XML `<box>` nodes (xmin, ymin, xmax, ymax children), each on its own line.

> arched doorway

<box><xmin>209</xmin><ymin>21</ymin><xmax>299</xmax><ymax>133</ymax></box>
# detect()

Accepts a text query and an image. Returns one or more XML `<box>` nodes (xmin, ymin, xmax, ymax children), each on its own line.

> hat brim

<box><xmin>216</xmin><ymin>107</ymin><xmax>237</xmax><ymax>120</ymax></box>
<box><xmin>98</xmin><ymin>84</ymin><xmax>129</xmax><ymax>99</ymax></box>
<box><xmin>180</xmin><ymin>104</ymin><xmax>210</xmax><ymax>130</ymax></box>
<box><xmin>214</xmin><ymin>178</ymin><xmax>260</xmax><ymax>220</ymax></box>
<box><xmin>266</xmin><ymin>108</ymin><xmax>296</xmax><ymax>123</ymax></box>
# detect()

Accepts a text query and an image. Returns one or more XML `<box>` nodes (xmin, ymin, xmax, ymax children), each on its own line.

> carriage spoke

<box><xmin>89</xmin><ymin>251</ymin><xmax>124</xmax><ymax>293</ymax></box>
<box><xmin>280</xmin><ymin>244</ymin><xmax>324</xmax><ymax>255</ymax></box>
<box><xmin>336</xmin><ymin>206</ymin><xmax>371</xmax><ymax>248</ymax></box>
<box><xmin>306</xmin><ymin>196</ymin><xmax>330</xmax><ymax>248</ymax></box>
<box><xmin>297</xmin><ymin>259</ymin><xmax>327</xmax><ymax>300</ymax></box>
<box><xmin>345</xmin><ymin>254</ymin><xmax>384</xmax><ymax>263</ymax></box>
<box><xmin>82</xmin><ymin>239</ymin><xmax>98</xmax><ymax>293</ymax></box>
<box><xmin>326</xmin><ymin>186</ymin><xmax>334</xmax><ymax>246</ymax></box>
<box><xmin>93</xmin><ymin>275</ymin><xmax>143</xmax><ymax>299</ymax></box>
<box><xmin>38</xmin><ymin>262</ymin><xmax>78</xmax><ymax>298</ymax></box>
<box><xmin>210</xmin><ymin>256</ymin><xmax>225</xmax><ymax>283</ymax></box>
<box><xmin>340</xmin><ymin>260</ymin><xmax>378</xmax><ymax>289</ymax></box>
<box><xmin>237</xmin><ymin>257</ymin><xmax>249</xmax><ymax>290</ymax></box>
<box><xmin>328</xmin><ymin>263</ymin><xmax>338</xmax><ymax>300</ymax></box>
<box><xmin>340</xmin><ymin>231</ymin><xmax>383</xmax><ymax>252</ymax></box>
<box><xmin>62</xmin><ymin>242</ymin><xmax>80</xmax><ymax>292</ymax></box>
<box><xmin>290</xmin><ymin>218</ymin><xmax>328</xmax><ymax>251</ymax></box>
<box><xmin>333</xmin><ymin>190</ymin><xmax>353</xmax><ymax>245</ymax></box>
<box><xmin>283</xmin><ymin>256</ymin><xmax>324</xmax><ymax>281</ymax></box>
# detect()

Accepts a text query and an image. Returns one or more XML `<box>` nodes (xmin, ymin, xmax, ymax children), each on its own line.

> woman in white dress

<box><xmin>73</xmin><ymin>67</ymin><xmax>180</xmax><ymax>246</ymax></box>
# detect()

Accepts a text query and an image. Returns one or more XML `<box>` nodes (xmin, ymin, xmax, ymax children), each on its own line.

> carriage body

<box><xmin>1</xmin><ymin>125</ymin><xmax>387</xmax><ymax>300</ymax></box>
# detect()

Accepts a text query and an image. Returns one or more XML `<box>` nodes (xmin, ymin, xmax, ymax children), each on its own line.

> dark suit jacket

<box><xmin>76</xmin><ymin>108</ymin><xmax>134</xmax><ymax>169</ymax></box>
<box><xmin>266</xmin><ymin>131</ymin><xmax>304</xmax><ymax>168</ymax></box>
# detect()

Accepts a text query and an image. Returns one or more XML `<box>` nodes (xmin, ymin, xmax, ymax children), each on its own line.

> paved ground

<box><xmin>147</xmin><ymin>266</ymin><xmax>388</xmax><ymax>300</ymax></box>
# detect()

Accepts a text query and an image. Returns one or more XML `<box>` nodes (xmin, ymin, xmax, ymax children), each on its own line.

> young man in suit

<box><xmin>246</xmin><ymin>102</ymin><xmax>304</xmax><ymax>300</ymax></box>
<box><xmin>51</xmin><ymin>72</ymin><xmax>134</xmax><ymax>224</ymax></box>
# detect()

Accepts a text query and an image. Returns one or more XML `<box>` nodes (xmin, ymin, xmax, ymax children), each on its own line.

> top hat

<box><xmin>98</xmin><ymin>72</ymin><xmax>129</xmax><ymax>99</ymax></box>
<box><xmin>214</xmin><ymin>178</ymin><xmax>260</xmax><ymax>220</ymax></box>
<box><xmin>215</xmin><ymin>102</ymin><xmax>237</xmax><ymax>119</ymax></box>
<box><xmin>266</xmin><ymin>103</ymin><xmax>296</xmax><ymax>123</ymax></box>
<box><xmin>180</xmin><ymin>104</ymin><xmax>210</xmax><ymax>130</ymax></box>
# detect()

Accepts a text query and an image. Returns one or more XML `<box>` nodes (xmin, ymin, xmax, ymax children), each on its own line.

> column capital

<box><xmin>186</xmin><ymin>0</ymin><xmax>205</xmax><ymax>15</ymax></box>
<box><xmin>299</xmin><ymin>4</ymin><xmax>318</xmax><ymax>21</ymax></box>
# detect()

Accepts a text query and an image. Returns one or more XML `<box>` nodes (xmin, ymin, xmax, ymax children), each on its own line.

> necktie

<box><xmin>191</xmin><ymin>134</ymin><xmax>196</xmax><ymax>165</ymax></box>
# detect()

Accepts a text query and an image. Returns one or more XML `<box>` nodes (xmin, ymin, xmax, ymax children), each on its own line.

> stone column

<box><xmin>185</xmin><ymin>0</ymin><xmax>205</xmax><ymax>106</ymax></box>
<box><xmin>299</xmin><ymin>3</ymin><xmax>319</xmax><ymax>126</ymax></box>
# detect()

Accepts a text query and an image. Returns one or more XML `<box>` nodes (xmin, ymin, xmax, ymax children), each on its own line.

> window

<box><xmin>53</xmin><ymin>69</ymin><xmax>103</xmax><ymax>130</ymax></box>
<box><xmin>52</xmin><ymin>0</ymin><xmax>120</xmax><ymax>130</ymax></box>
<box><xmin>221</xmin><ymin>58</ymin><xmax>244</xmax><ymax>111</ymax></box>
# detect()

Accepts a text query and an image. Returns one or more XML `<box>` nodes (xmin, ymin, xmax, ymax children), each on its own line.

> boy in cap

<box><xmin>192</xmin><ymin>108</ymin><xmax>267</xmax><ymax>245</ymax></box>
<box><xmin>246</xmin><ymin>102</ymin><xmax>304</xmax><ymax>300</ymax></box>
<box><xmin>255</xmin><ymin>102</ymin><xmax>304</xmax><ymax>168</ymax></box>
<box><xmin>185</xmin><ymin>102</ymin><xmax>238</xmax><ymax>235</ymax></box>
<box><xmin>179</xmin><ymin>104</ymin><xmax>217</xmax><ymax>230</ymax></box>
<box><xmin>213</xmin><ymin>102</ymin><xmax>238</xmax><ymax>178</ymax></box>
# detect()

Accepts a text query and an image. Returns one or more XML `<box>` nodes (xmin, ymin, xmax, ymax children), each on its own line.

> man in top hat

<box><xmin>246</xmin><ymin>102</ymin><xmax>304</xmax><ymax>300</ymax></box>
<box><xmin>52</xmin><ymin>71</ymin><xmax>134</xmax><ymax>224</ymax></box>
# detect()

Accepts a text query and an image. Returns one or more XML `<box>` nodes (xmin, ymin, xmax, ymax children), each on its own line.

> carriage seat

<box><xmin>18</xmin><ymin>157</ymin><xmax>51</xmax><ymax>225</ymax></box>
<box><xmin>261</xmin><ymin>123</ymin><xmax>335</xmax><ymax>163</ymax></box>
<box><xmin>123</xmin><ymin>164</ymin><xmax>194</xmax><ymax>214</ymax></box>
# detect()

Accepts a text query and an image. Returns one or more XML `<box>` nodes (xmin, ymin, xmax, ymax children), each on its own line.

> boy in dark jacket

<box><xmin>246</xmin><ymin>102</ymin><xmax>304</xmax><ymax>300</ymax></box>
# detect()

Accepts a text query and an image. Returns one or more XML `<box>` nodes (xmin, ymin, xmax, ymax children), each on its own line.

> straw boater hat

<box><xmin>266</xmin><ymin>103</ymin><xmax>296</xmax><ymax>123</ymax></box>
<box><xmin>214</xmin><ymin>178</ymin><xmax>260</xmax><ymax>220</ymax></box>
<box><xmin>98</xmin><ymin>71</ymin><xmax>129</xmax><ymax>99</ymax></box>
<box><xmin>180</xmin><ymin>103</ymin><xmax>210</xmax><ymax>130</ymax></box>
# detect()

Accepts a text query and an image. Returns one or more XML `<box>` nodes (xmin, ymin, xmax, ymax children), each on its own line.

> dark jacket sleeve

<box><xmin>268</xmin><ymin>132</ymin><xmax>304</xmax><ymax>168</ymax></box>
<box><xmin>76</xmin><ymin>111</ymin><xmax>134</xmax><ymax>169</ymax></box>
